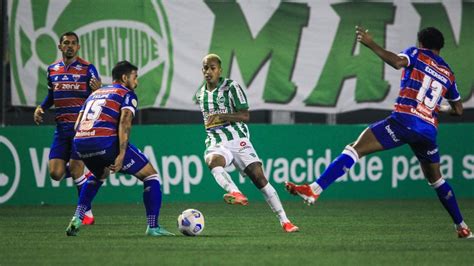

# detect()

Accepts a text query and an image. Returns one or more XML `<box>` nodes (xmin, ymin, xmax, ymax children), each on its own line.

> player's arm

<box><xmin>440</xmin><ymin>100</ymin><xmax>463</xmax><ymax>116</ymax></box>
<box><xmin>355</xmin><ymin>25</ymin><xmax>408</xmax><ymax>70</ymax></box>
<box><xmin>110</xmin><ymin>109</ymin><xmax>134</xmax><ymax>173</ymax></box>
<box><xmin>88</xmin><ymin>64</ymin><xmax>102</xmax><ymax>91</ymax></box>
<box><xmin>34</xmin><ymin>72</ymin><xmax>55</xmax><ymax>125</ymax></box>
<box><xmin>218</xmin><ymin>109</ymin><xmax>250</xmax><ymax>123</ymax></box>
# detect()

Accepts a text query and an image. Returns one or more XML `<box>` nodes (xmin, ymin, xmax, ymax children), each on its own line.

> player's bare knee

<box><xmin>49</xmin><ymin>170</ymin><xmax>63</xmax><ymax>181</ymax></box>
<box><xmin>206</xmin><ymin>157</ymin><xmax>225</xmax><ymax>169</ymax></box>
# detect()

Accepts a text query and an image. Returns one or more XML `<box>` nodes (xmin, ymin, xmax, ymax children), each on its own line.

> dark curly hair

<box><xmin>417</xmin><ymin>27</ymin><xmax>444</xmax><ymax>50</ymax></box>
<box><xmin>112</xmin><ymin>61</ymin><xmax>138</xmax><ymax>81</ymax></box>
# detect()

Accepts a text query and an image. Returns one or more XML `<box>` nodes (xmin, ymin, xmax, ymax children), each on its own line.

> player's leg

<box><xmin>413</xmin><ymin>142</ymin><xmax>473</xmax><ymax>239</ymax></box>
<box><xmin>244</xmin><ymin>162</ymin><xmax>299</xmax><ymax>232</ymax></box>
<box><xmin>70</xmin><ymin>143</ymin><xmax>97</xmax><ymax>224</ymax></box>
<box><xmin>48</xmin><ymin>132</ymin><xmax>70</xmax><ymax>181</ymax></box>
<box><xmin>49</xmin><ymin>159</ymin><xmax>67</xmax><ymax>181</ymax></box>
<box><xmin>66</xmin><ymin>153</ymin><xmax>108</xmax><ymax>236</ymax></box>
<box><xmin>286</xmin><ymin>118</ymin><xmax>401</xmax><ymax>204</ymax></box>
<box><xmin>205</xmin><ymin>146</ymin><xmax>247</xmax><ymax>205</ymax></box>
<box><xmin>128</xmin><ymin>145</ymin><xmax>173</xmax><ymax>236</ymax></box>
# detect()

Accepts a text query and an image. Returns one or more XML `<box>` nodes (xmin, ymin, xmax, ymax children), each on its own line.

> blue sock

<box><xmin>75</xmin><ymin>176</ymin><xmax>103</xmax><ymax>220</ymax></box>
<box><xmin>143</xmin><ymin>175</ymin><xmax>162</xmax><ymax>228</ymax></box>
<box><xmin>431</xmin><ymin>179</ymin><xmax>463</xmax><ymax>225</ymax></box>
<box><xmin>316</xmin><ymin>146</ymin><xmax>358</xmax><ymax>190</ymax></box>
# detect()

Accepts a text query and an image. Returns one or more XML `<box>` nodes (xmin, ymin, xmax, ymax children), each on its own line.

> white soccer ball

<box><xmin>177</xmin><ymin>209</ymin><xmax>205</xmax><ymax>236</ymax></box>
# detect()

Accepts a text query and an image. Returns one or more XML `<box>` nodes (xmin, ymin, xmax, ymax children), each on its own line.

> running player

<box><xmin>285</xmin><ymin>26</ymin><xmax>472</xmax><ymax>239</ymax></box>
<box><xmin>66</xmin><ymin>61</ymin><xmax>173</xmax><ymax>237</ymax></box>
<box><xmin>33</xmin><ymin>32</ymin><xmax>100</xmax><ymax>225</ymax></box>
<box><xmin>196</xmin><ymin>54</ymin><xmax>298</xmax><ymax>233</ymax></box>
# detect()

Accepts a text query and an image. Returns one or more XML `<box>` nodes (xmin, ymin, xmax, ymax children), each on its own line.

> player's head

<box><xmin>202</xmin><ymin>54</ymin><xmax>222</xmax><ymax>86</ymax></box>
<box><xmin>112</xmin><ymin>61</ymin><xmax>139</xmax><ymax>90</ymax></box>
<box><xmin>417</xmin><ymin>27</ymin><xmax>444</xmax><ymax>51</ymax></box>
<box><xmin>58</xmin><ymin>32</ymin><xmax>80</xmax><ymax>60</ymax></box>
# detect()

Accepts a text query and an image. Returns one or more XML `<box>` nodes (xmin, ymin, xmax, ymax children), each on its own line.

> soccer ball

<box><xmin>177</xmin><ymin>209</ymin><xmax>205</xmax><ymax>236</ymax></box>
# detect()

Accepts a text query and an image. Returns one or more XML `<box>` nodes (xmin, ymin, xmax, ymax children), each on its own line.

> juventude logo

<box><xmin>0</xmin><ymin>136</ymin><xmax>21</xmax><ymax>204</ymax></box>
<box><xmin>9</xmin><ymin>0</ymin><xmax>173</xmax><ymax>108</ymax></box>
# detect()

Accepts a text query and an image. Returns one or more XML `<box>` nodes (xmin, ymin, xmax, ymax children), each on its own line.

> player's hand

<box><xmin>34</xmin><ymin>106</ymin><xmax>44</xmax><ymax>125</ymax></box>
<box><xmin>355</xmin><ymin>25</ymin><xmax>373</xmax><ymax>47</ymax></box>
<box><xmin>110</xmin><ymin>155</ymin><xmax>124</xmax><ymax>173</ymax></box>
<box><xmin>89</xmin><ymin>78</ymin><xmax>102</xmax><ymax>91</ymax></box>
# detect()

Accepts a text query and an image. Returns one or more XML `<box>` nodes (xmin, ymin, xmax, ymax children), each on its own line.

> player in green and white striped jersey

<box><xmin>196</xmin><ymin>54</ymin><xmax>298</xmax><ymax>233</ymax></box>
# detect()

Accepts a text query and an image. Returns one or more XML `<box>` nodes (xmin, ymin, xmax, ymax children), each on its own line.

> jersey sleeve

<box><xmin>444</xmin><ymin>80</ymin><xmax>461</xmax><ymax>101</ymax></box>
<box><xmin>229</xmin><ymin>82</ymin><xmax>249</xmax><ymax>111</ymax></box>
<box><xmin>398</xmin><ymin>46</ymin><xmax>419</xmax><ymax>68</ymax></box>
<box><xmin>122</xmin><ymin>91</ymin><xmax>138</xmax><ymax>117</ymax></box>
<box><xmin>41</xmin><ymin>67</ymin><xmax>54</xmax><ymax>109</ymax></box>
<box><xmin>87</xmin><ymin>64</ymin><xmax>100</xmax><ymax>80</ymax></box>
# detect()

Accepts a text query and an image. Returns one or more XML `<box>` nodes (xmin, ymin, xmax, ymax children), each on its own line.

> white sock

<box><xmin>85</xmin><ymin>209</ymin><xmax>93</xmax><ymax>217</ymax></box>
<box><xmin>260</xmin><ymin>183</ymin><xmax>289</xmax><ymax>224</ymax></box>
<box><xmin>211</xmin><ymin>167</ymin><xmax>240</xmax><ymax>193</ymax></box>
<box><xmin>74</xmin><ymin>175</ymin><xmax>87</xmax><ymax>187</ymax></box>
<box><xmin>456</xmin><ymin>221</ymin><xmax>468</xmax><ymax>230</ymax></box>
<box><xmin>310</xmin><ymin>182</ymin><xmax>323</xmax><ymax>195</ymax></box>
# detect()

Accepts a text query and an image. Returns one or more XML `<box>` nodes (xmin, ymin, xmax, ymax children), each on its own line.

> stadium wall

<box><xmin>0</xmin><ymin>124</ymin><xmax>473</xmax><ymax>205</ymax></box>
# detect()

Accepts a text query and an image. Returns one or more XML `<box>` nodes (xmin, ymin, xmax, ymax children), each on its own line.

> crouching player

<box><xmin>66</xmin><ymin>61</ymin><xmax>173</xmax><ymax>237</ymax></box>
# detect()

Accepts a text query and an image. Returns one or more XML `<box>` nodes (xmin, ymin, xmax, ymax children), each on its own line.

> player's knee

<box><xmin>206</xmin><ymin>157</ymin><xmax>225</xmax><ymax>169</ymax></box>
<box><xmin>49</xmin><ymin>170</ymin><xmax>63</xmax><ymax>181</ymax></box>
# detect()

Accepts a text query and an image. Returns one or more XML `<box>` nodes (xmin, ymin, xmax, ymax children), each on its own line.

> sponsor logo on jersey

<box><xmin>240</xmin><ymin>141</ymin><xmax>247</xmax><ymax>147</ymax></box>
<box><xmin>61</xmin><ymin>83</ymin><xmax>82</xmax><ymax>90</ymax></box>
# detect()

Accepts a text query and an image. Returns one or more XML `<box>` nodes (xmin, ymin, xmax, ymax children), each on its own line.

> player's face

<box><xmin>202</xmin><ymin>58</ymin><xmax>222</xmax><ymax>87</ymax></box>
<box><xmin>58</xmin><ymin>35</ymin><xmax>80</xmax><ymax>60</ymax></box>
<box><xmin>124</xmin><ymin>70</ymin><xmax>139</xmax><ymax>90</ymax></box>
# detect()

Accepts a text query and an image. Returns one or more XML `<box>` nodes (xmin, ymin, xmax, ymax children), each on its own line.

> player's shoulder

<box><xmin>76</xmin><ymin>57</ymin><xmax>93</xmax><ymax>66</ymax></box>
<box><xmin>220</xmin><ymin>78</ymin><xmax>242</xmax><ymax>91</ymax></box>
<box><xmin>401</xmin><ymin>46</ymin><xmax>419</xmax><ymax>57</ymax></box>
<box><xmin>47</xmin><ymin>59</ymin><xmax>63</xmax><ymax>71</ymax></box>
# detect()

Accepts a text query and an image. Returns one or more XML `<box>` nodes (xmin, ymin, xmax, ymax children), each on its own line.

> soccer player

<box><xmin>285</xmin><ymin>26</ymin><xmax>472</xmax><ymax>239</ymax></box>
<box><xmin>65</xmin><ymin>61</ymin><xmax>173</xmax><ymax>237</ymax></box>
<box><xmin>196</xmin><ymin>54</ymin><xmax>299</xmax><ymax>233</ymax></box>
<box><xmin>33</xmin><ymin>32</ymin><xmax>100</xmax><ymax>225</ymax></box>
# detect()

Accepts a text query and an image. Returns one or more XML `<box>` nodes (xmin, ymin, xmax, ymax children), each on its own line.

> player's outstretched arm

<box><xmin>217</xmin><ymin>109</ymin><xmax>250</xmax><ymax>123</ymax></box>
<box><xmin>355</xmin><ymin>25</ymin><xmax>408</xmax><ymax>70</ymax></box>
<box><xmin>440</xmin><ymin>100</ymin><xmax>463</xmax><ymax>116</ymax></box>
<box><xmin>110</xmin><ymin>109</ymin><xmax>134</xmax><ymax>173</ymax></box>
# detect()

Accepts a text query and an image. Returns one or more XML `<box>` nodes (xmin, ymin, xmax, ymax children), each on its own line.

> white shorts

<box><xmin>204</xmin><ymin>138</ymin><xmax>261</xmax><ymax>176</ymax></box>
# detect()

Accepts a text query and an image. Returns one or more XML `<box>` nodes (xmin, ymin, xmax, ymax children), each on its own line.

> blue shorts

<box><xmin>75</xmin><ymin>141</ymin><xmax>149</xmax><ymax>177</ymax></box>
<box><xmin>49</xmin><ymin>130</ymin><xmax>80</xmax><ymax>161</ymax></box>
<box><xmin>369</xmin><ymin>117</ymin><xmax>440</xmax><ymax>163</ymax></box>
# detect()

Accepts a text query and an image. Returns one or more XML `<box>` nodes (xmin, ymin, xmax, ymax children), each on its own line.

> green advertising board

<box><xmin>0</xmin><ymin>124</ymin><xmax>473</xmax><ymax>205</ymax></box>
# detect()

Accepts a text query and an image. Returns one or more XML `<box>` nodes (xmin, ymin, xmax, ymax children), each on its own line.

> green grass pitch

<box><xmin>0</xmin><ymin>199</ymin><xmax>473</xmax><ymax>265</ymax></box>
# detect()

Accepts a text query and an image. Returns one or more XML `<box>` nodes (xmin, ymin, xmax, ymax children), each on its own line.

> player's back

<box><xmin>392</xmin><ymin>47</ymin><xmax>459</xmax><ymax>141</ymax></box>
<box><xmin>74</xmin><ymin>84</ymin><xmax>136</xmax><ymax>151</ymax></box>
